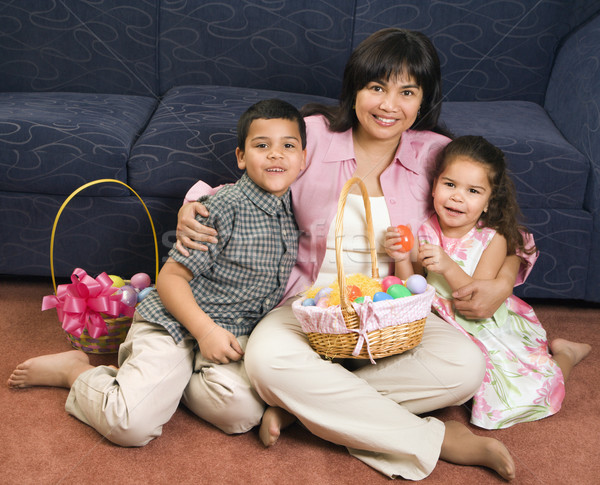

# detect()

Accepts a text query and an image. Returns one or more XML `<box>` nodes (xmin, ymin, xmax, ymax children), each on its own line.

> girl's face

<box><xmin>353</xmin><ymin>74</ymin><xmax>423</xmax><ymax>144</ymax></box>
<box><xmin>432</xmin><ymin>156</ymin><xmax>493</xmax><ymax>238</ymax></box>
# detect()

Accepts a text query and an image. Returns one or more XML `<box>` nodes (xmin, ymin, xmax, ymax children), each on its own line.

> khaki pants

<box><xmin>245</xmin><ymin>302</ymin><xmax>486</xmax><ymax>480</ymax></box>
<box><xmin>65</xmin><ymin>313</ymin><xmax>264</xmax><ymax>446</ymax></box>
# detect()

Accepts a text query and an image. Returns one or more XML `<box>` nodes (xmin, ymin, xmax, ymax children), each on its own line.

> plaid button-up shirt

<box><xmin>137</xmin><ymin>173</ymin><xmax>299</xmax><ymax>343</ymax></box>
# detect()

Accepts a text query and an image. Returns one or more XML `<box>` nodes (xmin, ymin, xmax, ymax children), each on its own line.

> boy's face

<box><xmin>236</xmin><ymin>118</ymin><xmax>306</xmax><ymax>197</ymax></box>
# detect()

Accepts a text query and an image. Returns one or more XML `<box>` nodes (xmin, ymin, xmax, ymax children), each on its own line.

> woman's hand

<box><xmin>452</xmin><ymin>254</ymin><xmax>519</xmax><ymax>319</ymax></box>
<box><xmin>175</xmin><ymin>202</ymin><xmax>218</xmax><ymax>256</ymax></box>
<box><xmin>452</xmin><ymin>279</ymin><xmax>510</xmax><ymax>319</ymax></box>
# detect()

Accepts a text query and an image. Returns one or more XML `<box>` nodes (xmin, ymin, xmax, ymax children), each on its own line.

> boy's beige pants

<box><xmin>65</xmin><ymin>313</ymin><xmax>265</xmax><ymax>446</ymax></box>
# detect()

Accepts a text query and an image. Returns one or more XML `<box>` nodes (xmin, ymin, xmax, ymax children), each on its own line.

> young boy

<box><xmin>7</xmin><ymin>99</ymin><xmax>307</xmax><ymax>446</ymax></box>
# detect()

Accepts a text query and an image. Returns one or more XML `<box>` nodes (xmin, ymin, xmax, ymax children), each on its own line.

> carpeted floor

<box><xmin>1</xmin><ymin>276</ymin><xmax>598</xmax><ymax>484</ymax></box>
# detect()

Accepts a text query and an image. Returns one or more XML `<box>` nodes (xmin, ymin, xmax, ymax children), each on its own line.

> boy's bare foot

<box><xmin>7</xmin><ymin>350</ymin><xmax>92</xmax><ymax>389</ymax></box>
<box><xmin>259</xmin><ymin>406</ymin><xmax>296</xmax><ymax>447</ymax></box>
<box><xmin>440</xmin><ymin>420</ymin><xmax>515</xmax><ymax>481</ymax></box>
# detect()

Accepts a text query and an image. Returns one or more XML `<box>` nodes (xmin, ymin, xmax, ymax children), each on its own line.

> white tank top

<box><xmin>314</xmin><ymin>194</ymin><xmax>394</xmax><ymax>287</ymax></box>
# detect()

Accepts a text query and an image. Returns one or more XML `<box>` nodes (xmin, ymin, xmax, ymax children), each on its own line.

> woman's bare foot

<box><xmin>7</xmin><ymin>350</ymin><xmax>92</xmax><ymax>389</ymax></box>
<box><xmin>550</xmin><ymin>338</ymin><xmax>592</xmax><ymax>381</ymax></box>
<box><xmin>259</xmin><ymin>406</ymin><xmax>296</xmax><ymax>447</ymax></box>
<box><xmin>440</xmin><ymin>420</ymin><xmax>515</xmax><ymax>481</ymax></box>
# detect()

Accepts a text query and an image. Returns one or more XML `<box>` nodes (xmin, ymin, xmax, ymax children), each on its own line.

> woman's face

<box><xmin>353</xmin><ymin>74</ymin><xmax>423</xmax><ymax>143</ymax></box>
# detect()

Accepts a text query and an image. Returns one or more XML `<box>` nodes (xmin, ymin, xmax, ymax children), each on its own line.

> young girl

<box><xmin>386</xmin><ymin>135</ymin><xmax>591</xmax><ymax>430</ymax></box>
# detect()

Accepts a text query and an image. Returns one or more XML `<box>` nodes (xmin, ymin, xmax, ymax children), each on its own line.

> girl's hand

<box><xmin>418</xmin><ymin>243</ymin><xmax>452</xmax><ymax>274</ymax></box>
<box><xmin>384</xmin><ymin>226</ymin><xmax>412</xmax><ymax>263</ymax></box>
<box><xmin>175</xmin><ymin>202</ymin><xmax>218</xmax><ymax>256</ymax></box>
<box><xmin>197</xmin><ymin>324</ymin><xmax>244</xmax><ymax>364</ymax></box>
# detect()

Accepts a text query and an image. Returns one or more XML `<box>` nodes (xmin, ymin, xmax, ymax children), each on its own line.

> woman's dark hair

<box><xmin>435</xmin><ymin>135</ymin><xmax>536</xmax><ymax>255</ymax></box>
<box><xmin>238</xmin><ymin>98</ymin><xmax>307</xmax><ymax>150</ymax></box>
<box><xmin>302</xmin><ymin>28</ymin><xmax>448</xmax><ymax>136</ymax></box>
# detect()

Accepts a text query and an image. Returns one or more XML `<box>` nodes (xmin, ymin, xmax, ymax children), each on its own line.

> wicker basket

<box><xmin>293</xmin><ymin>177</ymin><xmax>433</xmax><ymax>362</ymax></box>
<box><xmin>48</xmin><ymin>179</ymin><xmax>159</xmax><ymax>354</ymax></box>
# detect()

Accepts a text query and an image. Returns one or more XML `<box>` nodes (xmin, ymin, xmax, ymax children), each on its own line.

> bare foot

<box><xmin>550</xmin><ymin>338</ymin><xmax>592</xmax><ymax>381</ymax></box>
<box><xmin>7</xmin><ymin>350</ymin><xmax>92</xmax><ymax>389</ymax></box>
<box><xmin>259</xmin><ymin>406</ymin><xmax>296</xmax><ymax>447</ymax></box>
<box><xmin>440</xmin><ymin>420</ymin><xmax>515</xmax><ymax>481</ymax></box>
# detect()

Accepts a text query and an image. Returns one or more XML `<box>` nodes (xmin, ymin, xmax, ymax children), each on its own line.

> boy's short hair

<box><xmin>237</xmin><ymin>99</ymin><xmax>307</xmax><ymax>150</ymax></box>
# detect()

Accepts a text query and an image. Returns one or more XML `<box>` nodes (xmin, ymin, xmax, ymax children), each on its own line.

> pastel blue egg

<box><xmin>302</xmin><ymin>297</ymin><xmax>315</xmax><ymax>306</ymax></box>
<box><xmin>315</xmin><ymin>287</ymin><xmax>333</xmax><ymax>301</ymax></box>
<box><xmin>406</xmin><ymin>274</ymin><xmax>428</xmax><ymax>294</ymax></box>
<box><xmin>373</xmin><ymin>291</ymin><xmax>393</xmax><ymax>302</ymax></box>
<box><xmin>137</xmin><ymin>286</ymin><xmax>153</xmax><ymax>302</ymax></box>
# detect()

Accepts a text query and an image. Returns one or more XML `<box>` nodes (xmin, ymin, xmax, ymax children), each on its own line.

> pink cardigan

<box><xmin>185</xmin><ymin>115</ymin><xmax>534</xmax><ymax>302</ymax></box>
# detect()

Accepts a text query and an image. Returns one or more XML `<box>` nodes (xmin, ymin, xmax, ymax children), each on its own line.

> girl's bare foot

<box><xmin>550</xmin><ymin>338</ymin><xmax>592</xmax><ymax>381</ymax></box>
<box><xmin>440</xmin><ymin>420</ymin><xmax>515</xmax><ymax>481</ymax></box>
<box><xmin>7</xmin><ymin>350</ymin><xmax>92</xmax><ymax>389</ymax></box>
<box><xmin>259</xmin><ymin>406</ymin><xmax>296</xmax><ymax>447</ymax></box>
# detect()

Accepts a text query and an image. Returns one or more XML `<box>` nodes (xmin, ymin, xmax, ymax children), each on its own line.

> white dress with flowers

<box><xmin>418</xmin><ymin>214</ymin><xmax>565</xmax><ymax>429</ymax></box>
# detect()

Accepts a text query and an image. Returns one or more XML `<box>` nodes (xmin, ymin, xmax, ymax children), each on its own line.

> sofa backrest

<box><xmin>0</xmin><ymin>0</ymin><xmax>158</xmax><ymax>96</ymax></box>
<box><xmin>545</xmin><ymin>12</ymin><xmax>600</xmax><ymax>211</ymax></box>
<box><xmin>353</xmin><ymin>0</ymin><xmax>597</xmax><ymax>103</ymax></box>
<box><xmin>1</xmin><ymin>0</ymin><xmax>598</xmax><ymax>103</ymax></box>
<box><xmin>157</xmin><ymin>0</ymin><xmax>354</xmax><ymax>99</ymax></box>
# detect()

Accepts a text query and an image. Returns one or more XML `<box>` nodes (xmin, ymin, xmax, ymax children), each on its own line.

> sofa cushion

<box><xmin>440</xmin><ymin>101</ymin><xmax>589</xmax><ymax>210</ymax></box>
<box><xmin>128</xmin><ymin>85</ymin><xmax>336</xmax><ymax>198</ymax></box>
<box><xmin>0</xmin><ymin>92</ymin><xmax>157</xmax><ymax>196</ymax></box>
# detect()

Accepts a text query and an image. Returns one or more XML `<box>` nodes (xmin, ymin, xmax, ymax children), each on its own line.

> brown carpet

<box><xmin>1</xmin><ymin>276</ymin><xmax>598</xmax><ymax>484</ymax></box>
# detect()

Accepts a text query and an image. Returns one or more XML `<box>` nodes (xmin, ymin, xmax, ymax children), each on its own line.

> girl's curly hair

<box><xmin>435</xmin><ymin>135</ymin><xmax>537</xmax><ymax>256</ymax></box>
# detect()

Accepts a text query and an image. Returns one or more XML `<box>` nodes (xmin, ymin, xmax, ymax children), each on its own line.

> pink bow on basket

<box><xmin>42</xmin><ymin>268</ymin><xmax>135</xmax><ymax>338</ymax></box>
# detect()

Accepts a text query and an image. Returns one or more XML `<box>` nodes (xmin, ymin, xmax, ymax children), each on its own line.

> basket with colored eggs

<box><xmin>42</xmin><ymin>179</ymin><xmax>159</xmax><ymax>354</ymax></box>
<box><xmin>292</xmin><ymin>177</ymin><xmax>434</xmax><ymax>363</ymax></box>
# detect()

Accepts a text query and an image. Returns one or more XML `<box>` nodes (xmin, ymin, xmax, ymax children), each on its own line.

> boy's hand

<box><xmin>418</xmin><ymin>243</ymin><xmax>451</xmax><ymax>274</ymax></box>
<box><xmin>197</xmin><ymin>325</ymin><xmax>244</xmax><ymax>364</ymax></box>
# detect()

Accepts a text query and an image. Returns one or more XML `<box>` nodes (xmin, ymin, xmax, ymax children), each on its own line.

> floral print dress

<box><xmin>418</xmin><ymin>214</ymin><xmax>565</xmax><ymax>429</ymax></box>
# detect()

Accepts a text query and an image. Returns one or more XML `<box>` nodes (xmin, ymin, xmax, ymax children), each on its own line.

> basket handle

<box><xmin>49</xmin><ymin>178</ymin><xmax>160</xmax><ymax>293</ymax></box>
<box><xmin>335</xmin><ymin>177</ymin><xmax>380</xmax><ymax>318</ymax></box>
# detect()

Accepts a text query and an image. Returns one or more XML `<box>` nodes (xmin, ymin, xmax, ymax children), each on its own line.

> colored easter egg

<box><xmin>316</xmin><ymin>297</ymin><xmax>329</xmax><ymax>308</ymax></box>
<box><xmin>315</xmin><ymin>287</ymin><xmax>333</xmax><ymax>301</ymax></box>
<box><xmin>395</xmin><ymin>225</ymin><xmax>414</xmax><ymax>252</ymax></box>
<box><xmin>302</xmin><ymin>297</ymin><xmax>316</xmax><ymax>306</ymax></box>
<box><xmin>381</xmin><ymin>275</ymin><xmax>403</xmax><ymax>292</ymax></box>
<box><xmin>130</xmin><ymin>272</ymin><xmax>151</xmax><ymax>290</ymax></box>
<box><xmin>406</xmin><ymin>274</ymin><xmax>427</xmax><ymax>294</ymax></box>
<box><xmin>387</xmin><ymin>284</ymin><xmax>412</xmax><ymax>299</ymax></box>
<box><xmin>137</xmin><ymin>286</ymin><xmax>153</xmax><ymax>302</ymax></box>
<box><xmin>353</xmin><ymin>296</ymin><xmax>365</xmax><ymax>304</ymax></box>
<box><xmin>373</xmin><ymin>291</ymin><xmax>393</xmax><ymax>302</ymax></box>
<box><xmin>119</xmin><ymin>285</ymin><xmax>138</xmax><ymax>307</ymax></box>
<box><xmin>346</xmin><ymin>285</ymin><xmax>362</xmax><ymax>301</ymax></box>
<box><xmin>108</xmin><ymin>275</ymin><xmax>125</xmax><ymax>288</ymax></box>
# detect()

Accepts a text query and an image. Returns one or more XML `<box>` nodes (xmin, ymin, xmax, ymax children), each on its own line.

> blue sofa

<box><xmin>1</xmin><ymin>1</ymin><xmax>599</xmax><ymax>302</ymax></box>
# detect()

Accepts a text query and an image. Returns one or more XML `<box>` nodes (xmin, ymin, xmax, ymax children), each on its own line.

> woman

<box><xmin>177</xmin><ymin>29</ymin><xmax>524</xmax><ymax>480</ymax></box>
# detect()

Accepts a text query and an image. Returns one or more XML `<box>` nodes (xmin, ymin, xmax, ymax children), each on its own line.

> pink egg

<box><xmin>130</xmin><ymin>272</ymin><xmax>151</xmax><ymax>290</ymax></box>
<box><xmin>381</xmin><ymin>275</ymin><xmax>403</xmax><ymax>292</ymax></box>
<box><xmin>316</xmin><ymin>297</ymin><xmax>329</xmax><ymax>308</ymax></box>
